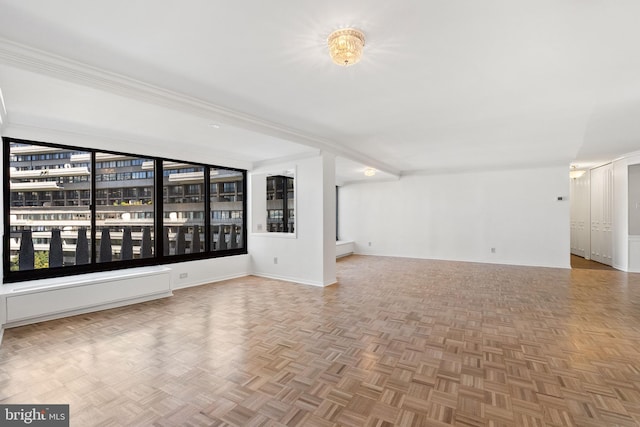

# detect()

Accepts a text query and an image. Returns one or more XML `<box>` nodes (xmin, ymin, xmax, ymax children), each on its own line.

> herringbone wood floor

<box><xmin>2</xmin><ymin>255</ymin><xmax>640</xmax><ymax>426</ymax></box>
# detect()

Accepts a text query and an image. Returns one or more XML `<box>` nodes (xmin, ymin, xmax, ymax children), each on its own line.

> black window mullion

<box><xmin>155</xmin><ymin>160</ymin><xmax>164</xmax><ymax>261</ymax></box>
<box><xmin>281</xmin><ymin>177</ymin><xmax>289</xmax><ymax>232</ymax></box>
<box><xmin>336</xmin><ymin>185</ymin><xmax>339</xmax><ymax>241</ymax></box>
<box><xmin>204</xmin><ymin>167</ymin><xmax>211</xmax><ymax>252</ymax></box>
<box><xmin>90</xmin><ymin>151</ymin><xmax>97</xmax><ymax>265</ymax></box>
<box><xmin>3</xmin><ymin>138</ymin><xmax>11</xmax><ymax>276</ymax></box>
<box><xmin>241</xmin><ymin>171</ymin><xmax>248</xmax><ymax>249</ymax></box>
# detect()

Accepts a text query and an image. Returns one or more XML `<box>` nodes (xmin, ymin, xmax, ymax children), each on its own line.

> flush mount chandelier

<box><xmin>327</xmin><ymin>28</ymin><xmax>365</xmax><ymax>66</ymax></box>
<box><xmin>364</xmin><ymin>167</ymin><xmax>376</xmax><ymax>177</ymax></box>
<box><xmin>570</xmin><ymin>165</ymin><xmax>586</xmax><ymax>179</ymax></box>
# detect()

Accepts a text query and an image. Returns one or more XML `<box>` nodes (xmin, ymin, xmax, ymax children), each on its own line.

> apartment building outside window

<box><xmin>3</xmin><ymin>138</ymin><xmax>247</xmax><ymax>282</ymax></box>
<box><xmin>266</xmin><ymin>175</ymin><xmax>294</xmax><ymax>233</ymax></box>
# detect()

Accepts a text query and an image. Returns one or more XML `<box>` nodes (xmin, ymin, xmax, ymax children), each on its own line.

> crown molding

<box><xmin>0</xmin><ymin>37</ymin><xmax>400</xmax><ymax>177</ymax></box>
<box><xmin>400</xmin><ymin>159</ymin><xmax>573</xmax><ymax>177</ymax></box>
<box><xmin>251</xmin><ymin>151</ymin><xmax>322</xmax><ymax>171</ymax></box>
<box><xmin>0</xmin><ymin>87</ymin><xmax>6</xmax><ymax>132</ymax></box>
<box><xmin>338</xmin><ymin>176</ymin><xmax>400</xmax><ymax>186</ymax></box>
<box><xmin>3</xmin><ymin>119</ymin><xmax>253</xmax><ymax>171</ymax></box>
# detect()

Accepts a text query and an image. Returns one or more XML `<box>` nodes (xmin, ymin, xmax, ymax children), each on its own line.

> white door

<box><xmin>590</xmin><ymin>164</ymin><xmax>613</xmax><ymax>265</ymax></box>
<box><xmin>570</xmin><ymin>172</ymin><xmax>590</xmax><ymax>258</ymax></box>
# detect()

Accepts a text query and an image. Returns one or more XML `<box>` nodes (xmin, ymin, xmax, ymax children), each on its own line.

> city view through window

<box><xmin>4</xmin><ymin>139</ymin><xmax>246</xmax><ymax>281</ymax></box>
<box><xmin>266</xmin><ymin>175</ymin><xmax>295</xmax><ymax>233</ymax></box>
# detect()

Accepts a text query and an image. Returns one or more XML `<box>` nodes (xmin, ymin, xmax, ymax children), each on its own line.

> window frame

<box><xmin>3</xmin><ymin>137</ymin><xmax>248</xmax><ymax>283</ymax></box>
<box><xmin>336</xmin><ymin>185</ymin><xmax>339</xmax><ymax>241</ymax></box>
<box><xmin>266</xmin><ymin>175</ymin><xmax>294</xmax><ymax>233</ymax></box>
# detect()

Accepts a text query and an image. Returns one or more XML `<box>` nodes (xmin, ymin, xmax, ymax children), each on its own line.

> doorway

<box><xmin>570</xmin><ymin>163</ymin><xmax>614</xmax><ymax>269</ymax></box>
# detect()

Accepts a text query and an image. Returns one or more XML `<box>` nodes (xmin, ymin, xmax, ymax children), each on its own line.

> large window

<box><xmin>163</xmin><ymin>161</ymin><xmax>205</xmax><ymax>255</ymax></box>
<box><xmin>96</xmin><ymin>153</ymin><xmax>155</xmax><ymax>262</ymax></box>
<box><xmin>7</xmin><ymin>144</ymin><xmax>92</xmax><ymax>271</ymax></box>
<box><xmin>3</xmin><ymin>138</ymin><xmax>247</xmax><ymax>282</ymax></box>
<box><xmin>211</xmin><ymin>168</ymin><xmax>245</xmax><ymax>251</ymax></box>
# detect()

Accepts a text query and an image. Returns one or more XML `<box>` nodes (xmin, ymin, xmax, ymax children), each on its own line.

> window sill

<box><xmin>251</xmin><ymin>232</ymin><xmax>297</xmax><ymax>239</ymax></box>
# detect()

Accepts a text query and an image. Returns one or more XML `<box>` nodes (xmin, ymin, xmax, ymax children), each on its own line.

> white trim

<box><xmin>0</xmin><ymin>37</ymin><xmax>400</xmax><ymax>178</ymax></box>
<box><xmin>2</xmin><ymin>266</ymin><xmax>171</xmax><ymax>294</ymax></box>
<box><xmin>251</xmin><ymin>272</ymin><xmax>329</xmax><ymax>287</ymax></box>
<box><xmin>351</xmin><ymin>252</ymin><xmax>571</xmax><ymax>270</ymax></box>
<box><xmin>3</xmin><ymin>121</ymin><xmax>252</xmax><ymax>171</ymax></box>
<box><xmin>251</xmin><ymin>232</ymin><xmax>297</xmax><ymax>239</ymax></box>
<box><xmin>613</xmin><ymin>263</ymin><xmax>627</xmax><ymax>272</ymax></box>
<box><xmin>339</xmin><ymin>176</ymin><xmax>400</xmax><ymax>186</ymax></box>
<box><xmin>171</xmin><ymin>273</ymin><xmax>248</xmax><ymax>290</ymax></box>
<box><xmin>400</xmin><ymin>159</ymin><xmax>573</xmax><ymax>177</ymax></box>
<box><xmin>252</xmin><ymin>151</ymin><xmax>321</xmax><ymax>170</ymax></box>
<box><xmin>0</xmin><ymin>87</ymin><xmax>6</xmax><ymax>132</ymax></box>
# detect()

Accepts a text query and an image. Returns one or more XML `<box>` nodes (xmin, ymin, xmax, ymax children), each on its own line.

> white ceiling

<box><xmin>1</xmin><ymin>0</ymin><xmax>640</xmax><ymax>182</ymax></box>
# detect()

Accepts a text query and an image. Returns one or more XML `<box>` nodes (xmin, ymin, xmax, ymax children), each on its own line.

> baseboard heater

<box><xmin>336</xmin><ymin>240</ymin><xmax>355</xmax><ymax>258</ymax></box>
<box><xmin>2</xmin><ymin>266</ymin><xmax>172</xmax><ymax>328</ymax></box>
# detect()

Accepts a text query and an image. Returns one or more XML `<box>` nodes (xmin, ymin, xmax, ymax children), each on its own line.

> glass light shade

<box><xmin>328</xmin><ymin>28</ymin><xmax>365</xmax><ymax>66</ymax></box>
<box><xmin>570</xmin><ymin>170</ymin><xmax>586</xmax><ymax>179</ymax></box>
<box><xmin>364</xmin><ymin>168</ymin><xmax>376</xmax><ymax>177</ymax></box>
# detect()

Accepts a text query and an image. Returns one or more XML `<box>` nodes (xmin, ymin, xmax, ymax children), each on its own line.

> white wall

<box><xmin>249</xmin><ymin>154</ymin><xmax>336</xmax><ymax>286</ymax></box>
<box><xmin>169</xmin><ymin>255</ymin><xmax>250</xmax><ymax>290</ymax></box>
<box><xmin>628</xmin><ymin>164</ymin><xmax>640</xmax><ymax>235</ymax></box>
<box><xmin>321</xmin><ymin>155</ymin><xmax>337</xmax><ymax>282</ymax></box>
<box><xmin>570</xmin><ymin>171</ymin><xmax>590</xmax><ymax>258</ymax></box>
<box><xmin>339</xmin><ymin>165</ymin><xmax>570</xmax><ymax>269</ymax></box>
<box><xmin>627</xmin><ymin>163</ymin><xmax>640</xmax><ymax>272</ymax></box>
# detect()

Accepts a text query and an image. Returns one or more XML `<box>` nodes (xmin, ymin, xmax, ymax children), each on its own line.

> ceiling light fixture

<box><xmin>328</xmin><ymin>28</ymin><xmax>365</xmax><ymax>66</ymax></box>
<box><xmin>570</xmin><ymin>166</ymin><xmax>586</xmax><ymax>179</ymax></box>
<box><xmin>364</xmin><ymin>167</ymin><xmax>376</xmax><ymax>177</ymax></box>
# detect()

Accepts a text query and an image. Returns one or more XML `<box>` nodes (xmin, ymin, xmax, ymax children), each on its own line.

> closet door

<box><xmin>570</xmin><ymin>173</ymin><xmax>589</xmax><ymax>258</ymax></box>
<box><xmin>590</xmin><ymin>164</ymin><xmax>613</xmax><ymax>265</ymax></box>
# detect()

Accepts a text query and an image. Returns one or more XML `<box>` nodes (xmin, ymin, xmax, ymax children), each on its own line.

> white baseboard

<box><xmin>251</xmin><ymin>272</ymin><xmax>328</xmax><ymax>287</ymax></box>
<box><xmin>172</xmin><ymin>273</ymin><xmax>249</xmax><ymax>290</ymax></box>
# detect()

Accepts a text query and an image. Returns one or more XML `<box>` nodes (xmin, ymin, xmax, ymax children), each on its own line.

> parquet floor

<box><xmin>2</xmin><ymin>255</ymin><xmax>640</xmax><ymax>426</ymax></box>
<box><xmin>570</xmin><ymin>255</ymin><xmax>616</xmax><ymax>271</ymax></box>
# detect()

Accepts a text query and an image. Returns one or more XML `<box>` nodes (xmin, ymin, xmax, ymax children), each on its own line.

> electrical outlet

<box><xmin>368</xmin><ymin>242</ymin><xmax>372</xmax><ymax>247</ymax></box>
<box><xmin>179</xmin><ymin>272</ymin><xmax>188</xmax><ymax>279</ymax></box>
<box><xmin>490</xmin><ymin>248</ymin><xmax>496</xmax><ymax>253</ymax></box>
<box><xmin>274</xmin><ymin>257</ymin><xmax>278</xmax><ymax>264</ymax></box>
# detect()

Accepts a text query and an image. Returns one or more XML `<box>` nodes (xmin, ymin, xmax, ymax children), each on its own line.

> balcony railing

<box><xmin>10</xmin><ymin>224</ymin><xmax>243</xmax><ymax>271</ymax></box>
